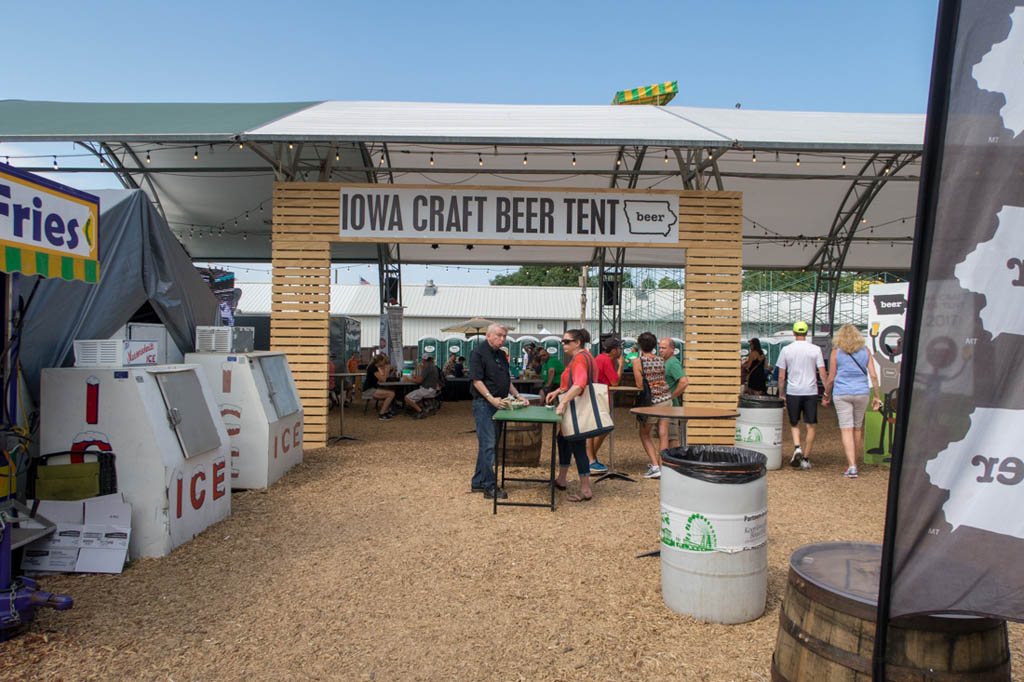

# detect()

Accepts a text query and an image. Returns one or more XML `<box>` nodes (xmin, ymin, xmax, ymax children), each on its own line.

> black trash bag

<box><xmin>661</xmin><ymin>445</ymin><xmax>766</xmax><ymax>484</ymax></box>
<box><xmin>738</xmin><ymin>395</ymin><xmax>784</xmax><ymax>409</ymax></box>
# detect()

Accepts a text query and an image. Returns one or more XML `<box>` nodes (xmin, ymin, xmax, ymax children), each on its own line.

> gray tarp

<box><xmin>16</xmin><ymin>189</ymin><xmax>219</xmax><ymax>403</ymax></box>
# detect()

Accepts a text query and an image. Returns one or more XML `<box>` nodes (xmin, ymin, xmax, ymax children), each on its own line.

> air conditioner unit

<box><xmin>73</xmin><ymin>340</ymin><xmax>124</xmax><ymax>368</ymax></box>
<box><xmin>195</xmin><ymin>326</ymin><xmax>255</xmax><ymax>353</ymax></box>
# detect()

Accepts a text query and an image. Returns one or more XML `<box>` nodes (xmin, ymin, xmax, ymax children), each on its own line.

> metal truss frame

<box><xmin>808</xmin><ymin>152</ymin><xmax>920</xmax><ymax>335</ymax></box>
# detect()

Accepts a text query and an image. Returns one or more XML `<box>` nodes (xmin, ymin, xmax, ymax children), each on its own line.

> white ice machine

<box><xmin>40</xmin><ymin>364</ymin><xmax>232</xmax><ymax>559</ymax></box>
<box><xmin>184</xmin><ymin>351</ymin><xmax>303</xmax><ymax>489</ymax></box>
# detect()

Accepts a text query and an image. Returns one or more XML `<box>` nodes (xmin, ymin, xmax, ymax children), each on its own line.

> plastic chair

<box><xmin>28</xmin><ymin>451</ymin><xmax>117</xmax><ymax>501</ymax></box>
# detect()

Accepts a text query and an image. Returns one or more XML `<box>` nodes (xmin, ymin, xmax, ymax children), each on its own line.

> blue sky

<box><xmin>4</xmin><ymin>0</ymin><xmax>940</xmax><ymax>284</ymax></box>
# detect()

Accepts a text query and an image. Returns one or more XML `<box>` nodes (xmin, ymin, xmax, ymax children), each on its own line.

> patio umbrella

<box><xmin>440</xmin><ymin>317</ymin><xmax>516</xmax><ymax>338</ymax></box>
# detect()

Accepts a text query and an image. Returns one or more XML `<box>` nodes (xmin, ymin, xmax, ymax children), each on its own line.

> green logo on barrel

<box><xmin>661</xmin><ymin>512</ymin><xmax>717</xmax><ymax>552</ymax></box>
<box><xmin>745</xmin><ymin>426</ymin><xmax>763</xmax><ymax>443</ymax></box>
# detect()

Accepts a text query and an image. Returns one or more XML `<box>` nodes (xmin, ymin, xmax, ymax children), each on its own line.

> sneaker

<box><xmin>589</xmin><ymin>461</ymin><xmax>609</xmax><ymax>474</ymax></box>
<box><xmin>790</xmin><ymin>447</ymin><xmax>803</xmax><ymax>468</ymax></box>
<box><xmin>483</xmin><ymin>487</ymin><xmax>508</xmax><ymax>500</ymax></box>
<box><xmin>844</xmin><ymin>466</ymin><xmax>859</xmax><ymax>478</ymax></box>
<box><xmin>799</xmin><ymin>457</ymin><xmax>812</xmax><ymax>470</ymax></box>
<box><xmin>378</xmin><ymin>413</ymin><xmax>392</xmax><ymax>421</ymax></box>
<box><xmin>643</xmin><ymin>465</ymin><xmax>661</xmax><ymax>479</ymax></box>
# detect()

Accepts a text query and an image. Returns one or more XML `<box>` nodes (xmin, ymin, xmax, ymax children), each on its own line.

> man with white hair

<box><xmin>469</xmin><ymin>324</ymin><xmax>522</xmax><ymax>499</ymax></box>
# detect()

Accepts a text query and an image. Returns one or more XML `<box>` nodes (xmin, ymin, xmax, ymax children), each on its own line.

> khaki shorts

<box><xmin>834</xmin><ymin>393</ymin><xmax>869</xmax><ymax>429</ymax></box>
<box><xmin>667</xmin><ymin>417</ymin><xmax>682</xmax><ymax>443</ymax></box>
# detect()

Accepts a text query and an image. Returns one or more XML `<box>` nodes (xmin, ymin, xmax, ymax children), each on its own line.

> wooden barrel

<box><xmin>772</xmin><ymin>542</ymin><xmax>1010</xmax><ymax>681</ymax></box>
<box><xmin>503</xmin><ymin>421</ymin><xmax>542</xmax><ymax>467</ymax></box>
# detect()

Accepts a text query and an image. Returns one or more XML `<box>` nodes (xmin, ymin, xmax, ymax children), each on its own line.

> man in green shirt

<box><xmin>659</xmin><ymin>337</ymin><xmax>689</xmax><ymax>447</ymax></box>
<box><xmin>539</xmin><ymin>349</ymin><xmax>564</xmax><ymax>399</ymax></box>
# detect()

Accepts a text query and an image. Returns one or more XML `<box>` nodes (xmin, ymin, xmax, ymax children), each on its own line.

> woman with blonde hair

<box><xmin>822</xmin><ymin>324</ymin><xmax>882</xmax><ymax>477</ymax></box>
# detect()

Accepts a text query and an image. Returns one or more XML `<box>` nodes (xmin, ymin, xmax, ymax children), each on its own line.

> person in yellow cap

<box><xmin>776</xmin><ymin>321</ymin><xmax>827</xmax><ymax>469</ymax></box>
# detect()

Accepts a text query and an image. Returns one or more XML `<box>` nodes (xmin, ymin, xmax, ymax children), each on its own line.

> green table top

<box><xmin>493</xmin><ymin>405</ymin><xmax>563</xmax><ymax>423</ymax></box>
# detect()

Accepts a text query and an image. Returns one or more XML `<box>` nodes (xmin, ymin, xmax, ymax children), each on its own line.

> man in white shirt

<box><xmin>776</xmin><ymin>321</ymin><xmax>827</xmax><ymax>469</ymax></box>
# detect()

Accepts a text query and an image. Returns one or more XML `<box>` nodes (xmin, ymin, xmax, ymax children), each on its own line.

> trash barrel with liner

<box><xmin>735</xmin><ymin>395</ymin><xmax>784</xmax><ymax>470</ymax></box>
<box><xmin>772</xmin><ymin>542</ymin><xmax>1010</xmax><ymax>681</ymax></box>
<box><xmin>660</xmin><ymin>445</ymin><xmax>767</xmax><ymax>624</ymax></box>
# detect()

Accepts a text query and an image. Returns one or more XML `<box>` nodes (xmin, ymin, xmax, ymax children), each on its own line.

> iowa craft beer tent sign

<box><xmin>875</xmin><ymin>1</ymin><xmax>1024</xmax><ymax>674</ymax></box>
<box><xmin>0</xmin><ymin>163</ymin><xmax>100</xmax><ymax>282</ymax></box>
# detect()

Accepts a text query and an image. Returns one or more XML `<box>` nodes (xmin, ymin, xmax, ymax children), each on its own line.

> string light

<box><xmin>243</xmin><ymin>233</ymin><xmax>248</xmax><ymax>240</ymax></box>
<box><xmin>522</xmin><ymin>153</ymin><xmax>528</xmax><ymax>165</ymax></box>
<box><xmin>238</xmin><ymin>141</ymin><xmax>244</xmax><ymax>149</ymax></box>
<box><xmin>571</xmin><ymin>153</ymin><xmax>576</xmax><ymax>167</ymax></box>
<box><xmin>795</xmin><ymin>153</ymin><xmax>800</xmax><ymax>167</ymax></box>
<box><xmin>707</xmin><ymin>148</ymin><xmax>713</xmax><ymax>160</ymax></box>
<box><xmin>429</xmin><ymin>153</ymin><xmax>434</xmax><ymax>166</ymax></box>
<box><xmin>664</xmin><ymin>150</ymin><xmax>669</xmax><ymax>163</ymax></box>
<box><xmin>841</xmin><ymin>157</ymin><xmax>846</xmax><ymax>169</ymax></box>
<box><xmin>145</xmin><ymin>151</ymin><xmax>151</xmax><ymax>164</ymax></box>
<box><xmin>100</xmin><ymin>156</ymin><xmax>107</xmax><ymax>167</ymax></box>
<box><xmin>336</xmin><ymin>150</ymin><xmax>340</xmax><ymax>162</ymax></box>
<box><xmin>616</xmin><ymin>155</ymin><xmax>622</xmax><ymax>167</ymax></box>
<box><xmin>288</xmin><ymin>142</ymin><xmax>293</xmax><ymax>150</ymax></box>
<box><xmin>751</xmin><ymin>150</ymin><xmax>757</xmax><ymax>163</ymax></box>
<box><xmin>478</xmin><ymin>153</ymin><xmax>483</xmax><ymax>167</ymax></box>
<box><xmin>52</xmin><ymin>156</ymin><xmax>58</xmax><ymax>170</ymax></box>
<box><xmin>379</xmin><ymin>151</ymin><xmax>385</xmax><ymax>165</ymax></box>
<box><xmin>193</xmin><ymin>147</ymin><xmax>199</xmax><ymax>160</ymax></box>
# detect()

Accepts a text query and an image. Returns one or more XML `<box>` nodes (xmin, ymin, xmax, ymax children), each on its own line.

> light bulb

<box><xmin>193</xmin><ymin>147</ymin><xmax>198</xmax><ymax>160</ymax></box>
<box><xmin>288</xmin><ymin>142</ymin><xmax>293</xmax><ymax>150</ymax></box>
<box><xmin>523</xmin><ymin>154</ymin><xmax>527</xmax><ymax>165</ymax></box>
<box><xmin>243</xmin><ymin>233</ymin><xmax>247</xmax><ymax>240</ymax></box>
<box><xmin>53</xmin><ymin>156</ymin><xmax>58</xmax><ymax>170</ymax></box>
<box><xmin>572</xmin><ymin>153</ymin><xmax>576</xmax><ymax>167</ymax></box>
<box><xmin>616</xmin><ymin>156</ymin><xmax>622</xmax><ymax>166</ymax></box>
<box><xmin>752</xmin><ymin>151</ymin><xmax>757</xmax><ymax>163</ymax></box>
<box><xmin>239</xmin><ymin>141</ymin><xmax>244</xmax><ymax>149</ymax></box>
<box><xmin>664</xmin><ymin>151</ymin><xmax>669</xmax><ymax>163</ymax></box>
<box><xmin>795</xmin><ymin>154</ymin><xmax>800</xmax><ymax>166</ymax></box>
<box><xmin>842</xmin><ymin>157</ymin><xmax>846</xmax><ymax>169</ymax></box>
<box><xmin>380</xmin><ymin>152</ymin><xmax>385</xmax><ymax>165</ymax></box>
<box><xmin>429</xmin><ymin>153</ymin><xmax>434</xmax><ymax>166</ymax></box>
<box><xmin>336</xmin><ymin>150</ymin><xmax>340</xmax><ymax>161</ymax></box>
<box><xmin>707</xmin><ymin>149</ymin><xmax>713</xmax><ymax>160</ymax></box>
<box><xmin>478</xmin><ymin>153</ymin><xmax>483</xmax><ymax>167</ymax></box>
<box><xmin>146</xmin><ymin>151</ymin><xmax>151</xmax><ymax>164</ymax></box>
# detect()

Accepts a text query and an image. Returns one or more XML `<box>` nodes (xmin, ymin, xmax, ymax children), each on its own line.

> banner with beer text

<box><xmin>887</xmin><ymin>0</ymin><xmax>1024</xmax><ymax>620</ymax></box>
<box><xmin>0</xmin><ymin>162</ymin><xmax>100</xmax><ymax>283</ymax></box>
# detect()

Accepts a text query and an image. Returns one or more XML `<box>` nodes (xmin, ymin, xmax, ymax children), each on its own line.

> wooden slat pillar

<box><xmin>678</xmin><ymin>192</ymin><xmax>743</xmax><ymax>445</ymax></box>
<box><xmin>271</xmin><ymin>184</ymin><xmax>337</xmax><ymax>449</ymax></box>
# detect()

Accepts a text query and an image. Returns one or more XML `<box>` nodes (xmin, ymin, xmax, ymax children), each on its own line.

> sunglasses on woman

<box><xmin>561</xmin><ymin>338</ymin><xmax>575</xmax><ymax>344</ymax></box>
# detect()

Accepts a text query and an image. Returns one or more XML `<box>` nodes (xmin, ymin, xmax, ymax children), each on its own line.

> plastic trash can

<box><xmin>735</xmin><ymin>395</ymin><xmax>785</xmax><ymax>470</ymax></box>
<box><xmin>660</xmin><ymin>445</ymin><xmax>767</xmax><ymax>624</ymax></box>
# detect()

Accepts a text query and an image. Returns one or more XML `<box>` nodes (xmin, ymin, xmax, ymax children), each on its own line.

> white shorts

<box><xmin>834</xmin><ymin>393</ymin><xmax>869</xmax><ymax>429</ymax></box>
<box><xmin>406</xmin><ymin>387</ymin><xmax>437</xmax><ymax>402</ymax></box>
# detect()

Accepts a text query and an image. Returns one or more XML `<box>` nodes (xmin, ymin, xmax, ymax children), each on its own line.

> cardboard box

<box><xmin>21</xmin><ymin>494</ymin><xmax>132</xmax><ymax>574</ymax></box>
<box><xmin>31</xmin><ymin>499</ymin><xmax>85</xmax><ymax>548</ymax></box>
<box><xmin>21</xmin><ymin>547</ymin><xmax>79</xmax><ymax>572</ymax></box>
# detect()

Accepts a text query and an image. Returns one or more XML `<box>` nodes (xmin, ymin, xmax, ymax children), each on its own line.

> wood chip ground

<box><xmin>3</xmin><ymin>401</ymin><xmax>1022</xmax><ymax>681</ymax></box>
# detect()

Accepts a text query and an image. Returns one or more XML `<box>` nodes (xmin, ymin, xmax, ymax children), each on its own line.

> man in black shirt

<box><xmin>469</xmin><ymin>324</ymin><xmax>521</xmax><ymax>499</ymax></box>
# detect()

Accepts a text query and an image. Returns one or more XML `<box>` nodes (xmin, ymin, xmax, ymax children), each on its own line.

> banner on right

<box><xmin>889</xmin><ymin>1</ymin><xmax>1024</xmax><ymax>619</ymax></box>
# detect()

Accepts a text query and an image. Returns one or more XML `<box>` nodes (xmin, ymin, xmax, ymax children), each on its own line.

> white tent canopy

<box><xmin>0</xmin><ymin>100</ymin><xmax>923</xmax><ymax>270</ymax></box>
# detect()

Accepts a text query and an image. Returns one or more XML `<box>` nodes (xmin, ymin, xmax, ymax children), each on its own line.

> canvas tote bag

<box><xmin>561</xmin><ymin>352</ymin><xmax>615</xmax><ymax>440</ymax></box>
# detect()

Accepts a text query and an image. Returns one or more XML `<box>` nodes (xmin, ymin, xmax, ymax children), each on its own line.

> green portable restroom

<box><xmin>540</xmin><ymin>335</ymin><xmax>562</xmax><ymax>363</ymax></box>
<box><xmin>417</xmin><ymin>336</ymin><xmax>440</xmax><ymax>361</ymax></box>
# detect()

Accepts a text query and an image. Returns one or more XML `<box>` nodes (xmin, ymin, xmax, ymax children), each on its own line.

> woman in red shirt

<box><xmin>544</xmin><ymin>328</ymin><xmax>595</xmax><ymax>502</ymax></box>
